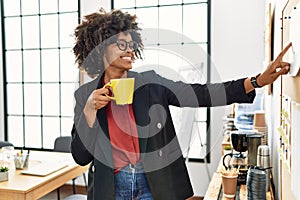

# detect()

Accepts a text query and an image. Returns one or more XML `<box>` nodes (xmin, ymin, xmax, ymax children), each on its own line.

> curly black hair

<box><xmin>73</xmin><ymin>8</ymin><xmax>143</xmax><ymax>77</ymax></box>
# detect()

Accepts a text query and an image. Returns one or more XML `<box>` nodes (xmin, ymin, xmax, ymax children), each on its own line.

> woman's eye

<box><xmin>130</xmin><ymin>42</ymin><xmax>137</xmax><ymax>50</ymax></box>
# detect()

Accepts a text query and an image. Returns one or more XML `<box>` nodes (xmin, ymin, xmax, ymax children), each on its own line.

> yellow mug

<box><xmin>103</xmin><ymin>78</ymin><xmax>135</xmax><ymax>105</ymax></box>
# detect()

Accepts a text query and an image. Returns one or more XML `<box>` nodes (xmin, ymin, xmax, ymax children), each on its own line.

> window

<box><xmin>1</xmin><ymin>0</ymin><xmax>80</xmax><ymax>149</ymax></box>
<box><xmin>112</xmin><ymin>0</ymin><xmax>211</xmax><ymax>162</ymax></box>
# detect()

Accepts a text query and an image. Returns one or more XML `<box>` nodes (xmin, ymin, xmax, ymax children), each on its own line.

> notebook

<box><xmin>21</xmin><ymin>162</ymin><xmax>69</xmax><ymax>176</ymax></box>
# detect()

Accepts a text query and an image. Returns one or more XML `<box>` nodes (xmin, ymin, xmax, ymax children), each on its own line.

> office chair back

<box><xmin>54</xmin><ymin>136</ymin><xmax>72</xmax><ymax>153</ymax></box>
<box><xmin>64</xmin><ymin>194</ymin><xmax>87</xmax><ymax>200</ymax></box>
<box><xmin>0</xmin><ymin>141</ymin><xmax>14</xmax><ymax>148</ymax></box>
<box><xmin>53</xmin><ymin>136</ymin><xmax>88</xmax><ymax>197</ymax></box>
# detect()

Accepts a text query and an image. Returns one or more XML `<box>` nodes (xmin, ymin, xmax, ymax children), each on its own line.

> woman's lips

<box><xmin>121</xmin><ymin>56</ymin><xmax>133</xmax><ymax>62</ymax></box>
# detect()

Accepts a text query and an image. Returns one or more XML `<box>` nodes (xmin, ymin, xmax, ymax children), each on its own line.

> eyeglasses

<box><xmin>115</xmin><ymin>39</ymin><xmax>138</xmax><ymax>51</ymax></box>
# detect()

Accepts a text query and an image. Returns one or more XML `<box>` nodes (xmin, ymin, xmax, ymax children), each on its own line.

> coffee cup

<box><xmin>222</xmin><ymin>174</ymin><xmax>238</xmax><ymax>198</ymax></box>
<box><xmin>253</xmin><ymin>111</ymin><xmax>266</xmax><ymax>127</ymax></box>
<box><xmin>103</xmin><ymin>78</ymin><xmax>135</xmax><ymax>105</ymax></box>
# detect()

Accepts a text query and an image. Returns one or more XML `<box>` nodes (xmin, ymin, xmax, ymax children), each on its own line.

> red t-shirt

<box><xmin>106</xmin><ymin>101</ymin><xmax>140</xmax><ymax>173</ymax></box>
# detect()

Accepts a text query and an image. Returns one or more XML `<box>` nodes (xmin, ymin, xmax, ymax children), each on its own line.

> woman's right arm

<box><xmin>71</xmin><ymin>87</ymin><xmax>108</xmax><ymax>165</ymax></box>
<box><xmin>83</xmin><ymin>88</ymin><xmax>110</xmax><ymax>127</ymax></box>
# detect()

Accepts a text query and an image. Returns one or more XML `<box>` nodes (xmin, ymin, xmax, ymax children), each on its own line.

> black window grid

<box><xmin>1</xmin><ymin>0</ymin><xmax>81</xmax><ymax>150</ymax></box>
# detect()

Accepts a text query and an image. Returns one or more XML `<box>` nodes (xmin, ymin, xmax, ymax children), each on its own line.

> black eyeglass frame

<box><xmin>115</xmin><ymin>39</ymin><xmax>138</xmax><ymax>51</ymax></box>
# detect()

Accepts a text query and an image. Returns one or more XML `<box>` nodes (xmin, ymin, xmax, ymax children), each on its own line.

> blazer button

<box><xmin>157</xmin><ymin>122</ymin><xmax>162</xmax><ymax>129</ymax></box>
<box><xmin>158</xmin><ymin>149</ymin><xmax>163</xmax><ymax>157</ymax></box>
<box><xmin>91</xmin><ymin>165</ymin><xmax>95</xmax><ymax>172</ymax></box>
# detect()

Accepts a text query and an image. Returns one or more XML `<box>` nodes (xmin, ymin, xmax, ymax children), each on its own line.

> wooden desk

<box><xmin>0</xmin><ymin>151</ymin><xmax>89</xmax><ymax>200</ymax></box>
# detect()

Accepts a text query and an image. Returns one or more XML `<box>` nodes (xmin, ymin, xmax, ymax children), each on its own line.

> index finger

<box><xmin>275</xmin><ymin>42</ymin><xmax>292</xmax><ymax>62</ymax></box>
<box><xmin>99</xmin><ymin>87</ymin><xmax>110</xmax><ymax>94</ymax></box>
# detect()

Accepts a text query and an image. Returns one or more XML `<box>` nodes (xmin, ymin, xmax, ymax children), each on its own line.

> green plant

<box><xmin>0</xmin><ymin>166</ymin><xmax>9</xmax><ymax>172</ymax></box>
<box><xmin>224</xmin><ymin>145</ymin><xmax>231</xmax><ymax>150</ymax></box>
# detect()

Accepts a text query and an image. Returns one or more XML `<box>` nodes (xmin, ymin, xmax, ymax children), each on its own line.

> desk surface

<box><xmin>0</xmin><ymin>151</ymin><xmax>89</xmax><ymax>200</ymax></box>
<box><xmin>204</xmin><ymin>158</ymin><xmax>273</xmax><ymax>200</ymax></box>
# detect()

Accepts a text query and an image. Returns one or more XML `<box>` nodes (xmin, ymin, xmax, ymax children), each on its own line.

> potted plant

<box><xmin>0</xmin><ymin>166</ymin><xmax>9</xmax><ymax>182</ymax></box>
<box><xmin>224</xmin><ymin>145</ymin><xmax>232</xmax><ymax>155</ymax></box>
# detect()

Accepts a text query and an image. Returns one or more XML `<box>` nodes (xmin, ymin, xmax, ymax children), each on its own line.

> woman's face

<box><xmin>103</xmin><ymin>32</ymin><xmax>135</xmax><ymax>73</ymax></box>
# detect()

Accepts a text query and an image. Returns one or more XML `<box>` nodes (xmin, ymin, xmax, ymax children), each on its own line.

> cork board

<box><xmin>280</xmin><ymin>1</ymin><xmax>300</xmax><ymax>200</ymax></box>
<box><xmin>282</xmin><ymin>0</ymin><xmax>300</xmax><ymax>102</ymax></box>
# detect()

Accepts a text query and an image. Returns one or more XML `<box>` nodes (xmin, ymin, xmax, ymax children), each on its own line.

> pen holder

<box><xmin>14</xmin><ymin>153</ymin><xmax>29</xmax><ymax>169</ymax></box>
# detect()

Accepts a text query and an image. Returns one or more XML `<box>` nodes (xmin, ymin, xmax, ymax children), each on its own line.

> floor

<box><xmin>39</xmin><ymin>185</ymin><xmax>204</xmax><ymax>200</ymax></box>
<box><xmin>39</xmin><ymin>185</ymin><xmax>87</xmax><ymax>200</ymax></box>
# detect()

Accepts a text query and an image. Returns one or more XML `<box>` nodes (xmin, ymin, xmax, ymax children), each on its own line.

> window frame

<box><xmin>1</xmin><ymin>0</ymin><xmax>81</xmax><ymax>151</ymax></box>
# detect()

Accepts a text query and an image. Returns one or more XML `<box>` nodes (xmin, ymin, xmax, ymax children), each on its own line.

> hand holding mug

<box><xmin>103</xmin><ymin>78</ymin><xmax>135</xmax><ymax>105</ymax></box>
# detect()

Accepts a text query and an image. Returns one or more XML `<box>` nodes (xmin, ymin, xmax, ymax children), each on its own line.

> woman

<box><xmin>71</xmin><ymin>8</ymin><xmax>291</xmax><ymax>200</ymax></box>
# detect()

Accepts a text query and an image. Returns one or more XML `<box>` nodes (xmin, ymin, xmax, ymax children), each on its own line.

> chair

<box><xmin>0</xmin><ymin>141</ymin><xmax>14</xmax><ymax>148</ymax></box>
<box><xmin>64</xmin><ymin>194</ymin><xmax>87</xmax><ymax>200</ymax></box>
<box><xmin>54</xmin><ymin>136</ymin><xmax>73</xmax><ymax>153</ymax></box>
<box><xmin>54</xmin><ymin>136</ymin><xmax>88</xmax><ymax>199</ymax></box>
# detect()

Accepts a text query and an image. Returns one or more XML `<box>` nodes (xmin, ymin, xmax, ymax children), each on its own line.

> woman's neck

<box><xmin>104</xmin><ymin>68</ymin><xmax>127</xmax><ymax>83</ymax></box>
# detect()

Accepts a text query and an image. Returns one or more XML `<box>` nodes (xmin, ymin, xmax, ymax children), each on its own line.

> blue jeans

<box><xmin>114</xmin><ymin>163</ymin><xmax>153</xmax><ymax>200</ymax></box>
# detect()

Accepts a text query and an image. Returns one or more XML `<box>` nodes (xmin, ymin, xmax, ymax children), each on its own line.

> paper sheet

<box><xmin>291</xmin><ymin>102</ymin><xmax>300</xmax><ymax>200</ymax></box>
<box><xmin>288</xmin><ymin>5</ymin><xmax>300</xmax><ymax>76</ymax></box>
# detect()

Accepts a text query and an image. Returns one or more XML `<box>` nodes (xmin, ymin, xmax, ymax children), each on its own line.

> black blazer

<box><xmin>71</xmin><ymin>70</ymin><xmax>255</xmax><ymax>200</ymax></box>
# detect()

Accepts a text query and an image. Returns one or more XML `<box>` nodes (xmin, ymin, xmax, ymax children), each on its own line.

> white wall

<box><xmin>212</xmin><ymin>0</ymin><xmax>265</xmax><ymax>82</ymax></box>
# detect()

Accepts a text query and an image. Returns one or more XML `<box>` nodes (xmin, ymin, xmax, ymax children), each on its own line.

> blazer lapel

<box><xmin>128</xmin><ymin>72</ymin><xmax>150</xmax><ymax>156</ymax></box>
<box><xmin>94</xmin><ymin>77</ymin><xmax>114</xmax><ymax>167</ymax></box>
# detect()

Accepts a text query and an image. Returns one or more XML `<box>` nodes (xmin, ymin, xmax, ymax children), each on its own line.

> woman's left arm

<box><xmin>244</xmin><ymin>42</ymin><xmax>292</xmax><ymax>93</ymax></box>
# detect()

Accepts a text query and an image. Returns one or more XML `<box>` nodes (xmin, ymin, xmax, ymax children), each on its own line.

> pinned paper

<box><xmin>288</xmin><ymin>4</ymin><xmax>300</xmax><ymax>76</ymax></box>
<box><xmin>277</xmin><ymin>127</ymin><xmax>285</xmax><ymax>136</ymax></box>
<box><xmin>291</xmin><ymin>102</ymin><xmax>300</xmax><ymax>198</ymax></box>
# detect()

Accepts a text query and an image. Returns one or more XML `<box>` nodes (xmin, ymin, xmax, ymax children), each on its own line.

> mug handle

<box><xmin>222</xmin><ymin>152</ymin><xmax>233</xmax><ymax>170</ymax></box>
<box><xmin>103</xmin><ymin>82</ymin><xmax>115</xmax><ymax>100</ymax></box>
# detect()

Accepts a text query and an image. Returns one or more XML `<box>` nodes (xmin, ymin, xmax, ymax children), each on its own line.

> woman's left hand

<box><xmin>257</xmin><ymin>42</ymin><xmax>292</xmax><ymax>87</ymax></box>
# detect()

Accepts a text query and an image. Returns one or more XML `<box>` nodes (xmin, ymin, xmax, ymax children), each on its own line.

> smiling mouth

<box><xmin>120</xmin><ymin>56</ymin><xmax>133</xmax><ymax>61</ymax></box>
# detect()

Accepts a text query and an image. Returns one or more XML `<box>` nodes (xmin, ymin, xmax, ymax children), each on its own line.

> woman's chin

<box><xmin>123</xmin><ymin>64</ymin><xmax>133</xmax><ymax>70</ymax></box>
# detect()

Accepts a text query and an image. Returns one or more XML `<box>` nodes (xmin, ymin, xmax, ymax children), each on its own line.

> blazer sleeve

<box><xmin>71</xmin><ymin>86</ymin><xmax>98</xmax><ymax>166</ymax></box>
<box><xmin>142</xmin><ymin>71</ymin><xmax>256</xmax><ymax>107</ymax></box>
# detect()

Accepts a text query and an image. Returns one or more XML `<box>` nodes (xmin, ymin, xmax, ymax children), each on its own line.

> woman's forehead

<box><xmin>117</xmin><ymin>32</ymin><xmax>132</xmax><ymax>40</ymax></box>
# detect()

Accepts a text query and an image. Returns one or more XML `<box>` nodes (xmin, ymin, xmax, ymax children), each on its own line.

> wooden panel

<box><xmin>281</xmin><ymin>1</ymin><xmax>300</xmax><ymax>200</ymax></box>
<box><xmin>283</xmin><ymin>76</ymin><xmax>300</xmax><ymax>101</ymax></box>
<box><xmin>282</xmin><ymin>0</ymin><xmax>300</xmax><ymax>103</ymax></box>
<box><xmin>281</xmin><ymin>166</ymin><xmax>296</xmax><ymax>200</ymax></box>
<box><xmin>265</xmin><ymin>3</ymin><xmax>274</xmax><ymax>95</ymax></box>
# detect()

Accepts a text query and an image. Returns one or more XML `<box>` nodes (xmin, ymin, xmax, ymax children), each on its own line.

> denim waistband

<box><xmin>120</xmin><ymin>162</ymin><xmax>144</xmax><ymax>172</ymax></box>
